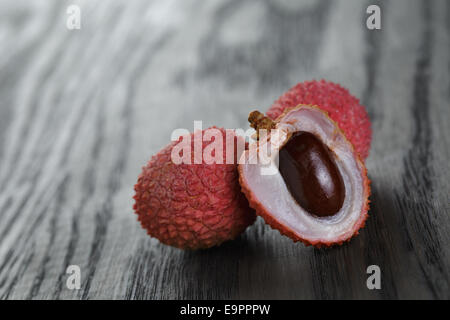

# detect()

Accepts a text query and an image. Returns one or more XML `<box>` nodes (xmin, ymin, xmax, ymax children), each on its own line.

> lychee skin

<box><xmin>267</xmin><ymin>80</ymin><xmax>372</xmax><ymax>160</ymax></box>
<box><xmin>133</xmin><ymin>128</ymin><xmax>255</xmax><ymax>250</ymax></box>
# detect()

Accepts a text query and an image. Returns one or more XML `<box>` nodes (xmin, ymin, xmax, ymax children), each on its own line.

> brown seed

<box><xmin>279</xmin><ymin>131</ymin><xmax>345</xmax><ymax>217</ymax></box>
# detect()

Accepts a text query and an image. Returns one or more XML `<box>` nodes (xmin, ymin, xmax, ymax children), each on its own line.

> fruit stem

<box><xmin>248</xmin><ymin>111</ymin><xmax>276</xmax><ymax>140</ymax></box>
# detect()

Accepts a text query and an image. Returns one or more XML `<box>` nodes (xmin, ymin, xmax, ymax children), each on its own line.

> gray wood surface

<box><xmin>0</xmin><ymin>0</ymin><xmax>449</xmax><ymax>300</ymax></box>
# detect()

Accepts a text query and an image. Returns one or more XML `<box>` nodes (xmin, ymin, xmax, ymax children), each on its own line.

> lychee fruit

<box><xmin>134</xmin><ymin>127</ymin><xmax>255</xmax><ymax>250</ymax></box>
<box><xmin>239</xmin><ymin>105</ymin><xmax>370</xmax><ymax>247</ymax></box>
<box><xmin>267</xmin><ymin>80</ymin><xmax>372</xmax><ymax>160</ymax></box>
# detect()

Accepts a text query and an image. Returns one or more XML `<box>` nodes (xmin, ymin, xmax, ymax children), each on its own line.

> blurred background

<box><xmin>0</xmin><ymin>0</ymin><xmax>448</xmax><ymax>299</ymax></box>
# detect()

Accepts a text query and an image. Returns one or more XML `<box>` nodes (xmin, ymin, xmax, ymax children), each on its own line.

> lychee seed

<box><xmin>279</xmin><ymin>131</ymin><xmax>345</xmax><ymax>217</ymax></box>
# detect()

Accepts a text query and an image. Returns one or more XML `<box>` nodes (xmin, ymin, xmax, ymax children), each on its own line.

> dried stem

<box><xmin>248</xmin><ymin>111</ymin><xmax>276</xmax><ymax>140</ymax></box>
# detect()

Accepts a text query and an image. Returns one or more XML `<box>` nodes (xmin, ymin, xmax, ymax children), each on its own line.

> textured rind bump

<box><xmin>239</xmin><ymin>106</ymin><xmax>371</xmax><ymax>248</ymax></box>
<box><xmin>267</xmin><ymin>80</ymin><xmax>372</xmax><ymax>160</ymax></box>
<box><xmin>134</xmin><ymin>128</ymin><xmax>255</xmax><ymax>250</ymax></box>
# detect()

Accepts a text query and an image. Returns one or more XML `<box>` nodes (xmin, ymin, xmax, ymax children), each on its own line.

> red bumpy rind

<box><xmin>134</xmin><ymin>128</ymin><xmax>255</xmax><ymax>250</ymax></box>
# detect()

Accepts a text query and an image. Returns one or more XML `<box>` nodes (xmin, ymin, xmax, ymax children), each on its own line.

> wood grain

<box><xmin>0</xmin><ymin>0</ymin><xmax>449</xmax><ymax>300</ymax></box>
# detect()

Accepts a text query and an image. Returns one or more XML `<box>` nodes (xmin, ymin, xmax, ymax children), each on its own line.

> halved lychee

<box><xmin>239</xmin><ymin>105</ymin><xmax>370</xmax><ymax>247</ymax></box>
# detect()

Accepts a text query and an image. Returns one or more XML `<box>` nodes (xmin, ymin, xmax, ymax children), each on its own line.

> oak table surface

<box><xmin>0</xmin><ymin>0</ymin><xmax>449</xmax><ymax>299</ymax></box>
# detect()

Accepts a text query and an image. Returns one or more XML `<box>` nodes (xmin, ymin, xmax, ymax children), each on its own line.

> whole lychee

<box><xmin>134</xmin><ymin>127</ymin><xmax>255</xmax><ymax>250</ymax></box>
<box><xmin>267</xmin><ymin>80</ymin><xmax>372</xmax><ymax>160</ymax></box>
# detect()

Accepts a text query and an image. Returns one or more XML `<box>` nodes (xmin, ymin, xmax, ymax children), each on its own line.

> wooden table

<box><xmin>0</xmin><ymin>0</ymin><xmax>449</xmax><ymax>299</ymax></box>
